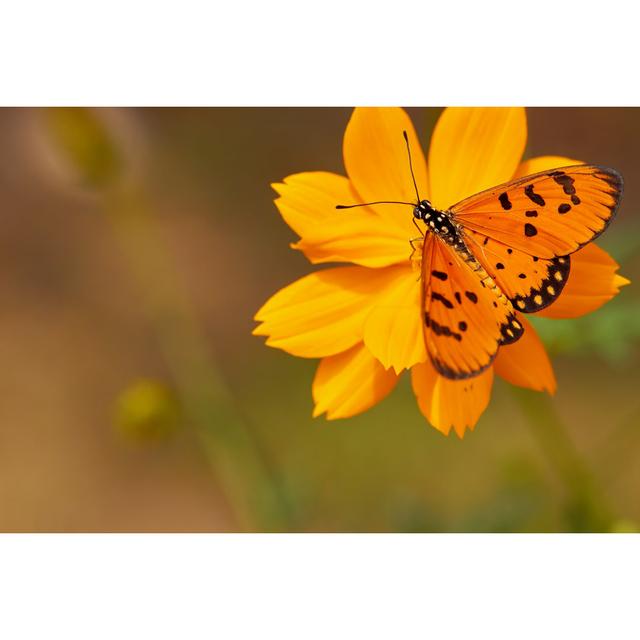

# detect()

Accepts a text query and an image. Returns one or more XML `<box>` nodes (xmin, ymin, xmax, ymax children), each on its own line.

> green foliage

<box><xmin>529</xmin><ymin>298</ymin><xmax>640</xmax><ymax>365</ymax></box>
<box><xmin>459</xmin><ymin>456</ymin><xmax>549</xmax><ymax>532</ymax></box>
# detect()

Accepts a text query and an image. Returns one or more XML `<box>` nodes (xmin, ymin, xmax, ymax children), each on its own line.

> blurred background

<box><xmin>0</xmin><ymin>107</ymin><xmax>638</xmax><ymax>532</ymax></box>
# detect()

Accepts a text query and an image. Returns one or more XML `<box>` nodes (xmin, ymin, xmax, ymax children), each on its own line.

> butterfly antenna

<box><xmin>335</xmin><ymin>200</ymin><xmax>414</xmax><ymax>210</ymax></box>
<box><xmin>403</xmin><ymin>130</ymin><xmax>421</xmax><ymax>203</ymax></box>
<box><xmin>335</xmin><ymin>131</ymin><xmax>421</xmax><ymax>210</ymax></box>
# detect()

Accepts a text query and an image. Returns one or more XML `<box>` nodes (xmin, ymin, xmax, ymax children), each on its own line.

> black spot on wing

<box><xmin>552</xmin><ymin>172</ymin><xmax>577</xmax><ymax>196</ymax></box>
<box><xmin>524</xmin><ymin>184</ymin><xmax>545</xmax><ymax>206</ymax></box>
<box><xmin>498</xmin><ymin>192</ymin><xmax>512</xmax><ymax>210</ymax></box>
<box><xmin>558</xmin><ymin>203</ymin><xmax>571</xmax><ymax>214</ymax></box>
<box><xmin>425</xmin><ymin>313</ymin><xmax>461</xmax><ymax>341</ymax></box>
<box><xmin>431</xmin><ymin>270</ymin><xmax>448</xmax><ymax>281</ymax></box>
<box><xmin>524</xmin><ymin>223</ymin><xmax>537</xmax><ymax>237</ymax></box>
<box><xmin>431</xmin><ymin>292</ymin><xmax>454</xmax><ymax>309</ymax></box>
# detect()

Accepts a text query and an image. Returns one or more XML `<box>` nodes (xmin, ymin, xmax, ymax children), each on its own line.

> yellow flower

<box><xmin>254</xmin><ymin>108</ymin><xmax>629</xmax><ymax>437</ymax></box>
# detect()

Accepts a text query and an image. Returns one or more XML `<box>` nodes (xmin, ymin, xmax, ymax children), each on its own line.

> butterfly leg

<box><xmin>409</xmin><ymin>236</ymin><xmax>424</xmax><ymax>279</ymax></box>
<box><xmin>409</xmin><ymin>236</ymin><xmax>423</xmax><ymax>257</ymax></box>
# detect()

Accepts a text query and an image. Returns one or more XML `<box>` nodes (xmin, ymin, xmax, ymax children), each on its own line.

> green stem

<box><xmin>510</xmin><ymin>386</ymin><xmax>615</xmax><ymax>532</ymax></box>
<box><xmin>105</xmin><ymin>186</ymin><xmax>292</xmax><ymax>532</ymax></box>
<box><xmin>594</xmin><ymin>402</ymin><xmax>640</xmax><ymax>485</ymax></box>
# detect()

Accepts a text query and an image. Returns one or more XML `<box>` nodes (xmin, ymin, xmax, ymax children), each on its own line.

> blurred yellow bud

<box><xmin>114</xmin><ymin>379</ymin><xmax>181</xmax><ymax>443</ymax></box>
<box><xmin>610</xmin><ymin>519</ymin><xmax>638</xmax><ymax>533</ymax></box>
<box><xmin>44</xmin><ymin>107</ymin><xmax>121</xmax><ymax>188</ymax></box>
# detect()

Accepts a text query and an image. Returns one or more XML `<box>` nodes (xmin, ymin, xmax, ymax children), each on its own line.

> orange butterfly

<box><xmin>337</xmin><ymin>132</ymin><xmax>623</xmax><ymax>380</ymax></box>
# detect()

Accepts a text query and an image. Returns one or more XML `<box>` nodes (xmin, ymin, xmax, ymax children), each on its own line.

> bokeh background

<box><xmin>0</xmin><ymin>108</ymin><xmax>638</xmax><ymax>532</ymax></box>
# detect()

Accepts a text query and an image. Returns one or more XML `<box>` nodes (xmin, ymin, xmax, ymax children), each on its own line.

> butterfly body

<box><xmin>417</xmin><ymin>201</ymin><xmax>526</xmax><ymax>379</ymax></box>
<box><xmin>413</xmin><ymin>199</ymin><xmax>465</xmax><ymax>249</ymax></box>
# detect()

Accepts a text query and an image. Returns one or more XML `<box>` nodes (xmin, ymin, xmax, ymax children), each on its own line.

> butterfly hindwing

<box><xmin>464</xmin><ymin>229</ymin><xmax>572</xmax><ymax>313</ymax></box>
<box><xmin>451</xmin><ymin>165</ymin><xmax>622</xmax><ymax>259</ymax></box>
<box><xmin>421</xmin><ymin>234</ymin><xmax>523</xmax><ymax>380</ymax></box>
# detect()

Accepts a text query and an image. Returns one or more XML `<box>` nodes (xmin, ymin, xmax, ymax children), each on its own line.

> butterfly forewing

<box><xmin>451</xmin><ymin>165</ymin><xmax>622</xmax><ymax>259</ymax></box>
<box><xmin>421</xmin><ymin>234</ymin><xmax>523</xmax><ymax>379</ymax></box>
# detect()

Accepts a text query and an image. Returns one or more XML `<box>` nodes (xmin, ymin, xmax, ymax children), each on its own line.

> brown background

<box><xmin>0</xmin><ymin>108</ymin><xmax>638</xmax><ymax>531</ymax></box>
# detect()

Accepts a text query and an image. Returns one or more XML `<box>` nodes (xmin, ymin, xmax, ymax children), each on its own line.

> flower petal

<box><xmin>411</xmin><ymin>362</ymin><xmax>494</xmax><ymax>438</ymax></box>
<box><xmin>343</xmin><ymin>107</ymin><xmax>428</xmax><ymax>234</ymax></box>
<box><xmin>514</xmin><ymin>155</ymin><xmax>582</xmax><ymax>178</ymax></box>
<box><xmin>363</xmin><ymin>265</ymin><xmax>427</xmax><ymax>372</ymax></box>
<box><xmin>428</xmin><ymin>107</ymin><xmax>527</xmax><ymax>209</ymax></box>
<box><xmin>494</xmin><ymin>315</ymin><xmax>556</xmax><ymax>394</ymax></box>
<box><xmin>292</xmin><ymin>210</ymin><xmax>411</xmax><ymax>268</ymax></box>
<box><xmin>312</xmin><ymin>343</ymin><xmax>399</xmax><ymax>419</ymax></box>
<box><xmin>536</xmin><ymin>244</ymin><xmax>630</xmax><ymax>319</ymax></box>
<box><xmin>254</xmin><ymin>265</ymin><xmax>406</xmax><ymax>358</ymax></box>
<box><xmin>272</xmin><ymin>171</ymin><xmax>358</xmax><ymax>238</ymax></box>
<box><xmin>273</xmin><ymin>171</ymin><xmax>410</xmax><ymax>268</ymax></box>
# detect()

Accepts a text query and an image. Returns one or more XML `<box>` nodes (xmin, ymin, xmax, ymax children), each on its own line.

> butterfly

<box><xmin>337</xmin><ymin>132</ymin><xmax>623</xmax><ymax>380</ymax></box>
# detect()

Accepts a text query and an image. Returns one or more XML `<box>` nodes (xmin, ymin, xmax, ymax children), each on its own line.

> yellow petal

<box><xmin>428</xmin><ymin>107</ymin><xmax>527</xmax><ymax>209</ymax></box>
<box><xmin>254</xmin><ymin>265</ymin><xmax>405</xmax><ymax>358</ymax></box>
<box><xmin>273</xmin><ymin>170</ymin><xmax>410</xmax><ymax>268</ymax></box>
<box><xmin>312</xmin><ymin>343</ymin><xmax>400</xmax><ymax>419</ymax></box>
<box><xmin>272</xmin><ymin>171</ymin><xmax>358</xmax><ymax>238</ymax></box>
<box><xmin>292</xmin><ymin>209</ymin><xmax>411</xmax><ymax>268</ymax></box>
<box><xmin>494</xmin><ymin>315</ymin><xmax>556</xmax><ymax>394</ymax></box>
<box><xmin>411</xmin><ymin>362</ymin><xmax>494</xmax><ymax>438</ymax></box>
<box><xmin>363</xmin><ymin>265</ymin><xmax>427</xmax><ymax>373</ymax></box>
<box><xmin>343</xmin><ymin>107</ymin><xmax>428</xmax><ymax>234</ymax></box>
<box><xmin>514</xmin><ymin>155</ymin><xmax>582</xmax><ymax>178</ymax></box>
<box><xmin>536</xmin><ymin>244</ymin><xmax>630</xmax><ymax>319</ymax></box>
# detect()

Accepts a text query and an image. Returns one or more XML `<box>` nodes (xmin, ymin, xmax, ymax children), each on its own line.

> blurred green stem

<box><xmin>594</xmin><ymin>402</ymin><xmax>640</xmax><ymax>483</ymax></box>
<box><xmin>510</xmin><ymin>387</ymin><xmax>615</xmax><ymax>532</ymax></box>
<box><xmin>104</xmin><ymin>186</ymin><xmax>291</xmax><ymax>532</ymax></box>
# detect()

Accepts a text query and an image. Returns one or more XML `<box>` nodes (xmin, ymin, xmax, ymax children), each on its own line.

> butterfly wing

<box><xmin>451</xmin><ymin>165</ymin><xmax>623</xmax><ymax>259</ymax></box>
<box><xmin>463</xmin><ymin>231</ymin><xmax>572</xmax><ymax>313</ymax></box>
<box><xmin>422</xmin><ymin>233</ymin><xmax>523</xmax><ymax>380</ymax></box>
<box><xmin>422</xmin><ymin>164</ymin><xmax>622</xmax><ymax>377</ymax></box>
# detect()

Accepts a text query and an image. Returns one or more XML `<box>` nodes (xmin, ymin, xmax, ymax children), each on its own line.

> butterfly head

<box><xmin>414</xmin><ymin>199</ymin><xmax>436</xmax><ymax>221</ymax></box>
